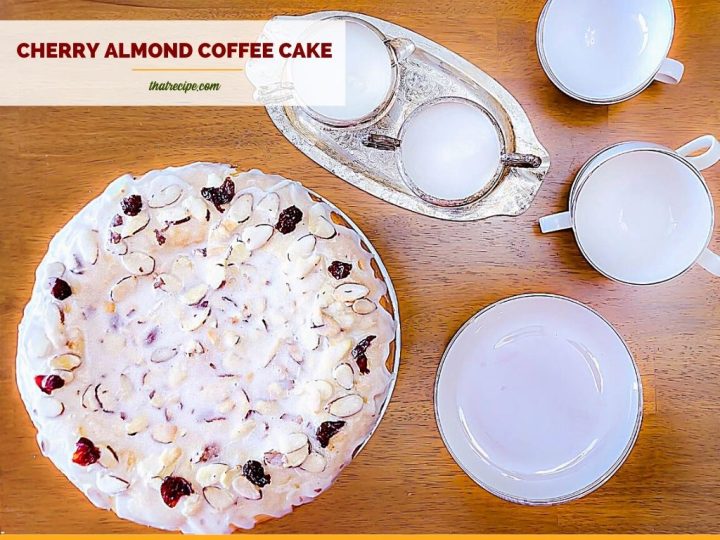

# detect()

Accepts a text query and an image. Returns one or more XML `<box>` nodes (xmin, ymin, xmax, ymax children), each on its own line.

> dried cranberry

<box><xmin>316</xmin><ymin>420</ymin><xmax>346</xmax><ymax>448</ymax></box>
<box><xmin>121</xmin><ymin>194</ymin><xmax>143</xmax><ymax>216</ymax></box>
<box><xmin>154</xmin><ymin>229</ymin><xmax>166</xmax><ymax>245</ymax></box>
<box><xmin>275</xmin><ymin>206</ymin><xmax>303</xmax><ymax>234</ymax></box>
<box><xmin>160</xmin><ymin>476</ymin><xmax>193</xmax><ymax>508</ymax></box>
<box><xmin>110</xmin><ymin>214</ymin><xmax>124</xmax><ymax>227</ymax></box>
<box><xmin>328</xmin><ymin>261</ymin><xmax>352</xmax><ymax>280</ymax></box>
<box><xmin>201</xmin><ymin>177</ymin><xmax>235</xmax><ymax>212</ymax></box>
<box><xmin>72</xmin><ymin>437</ymin><xmax>101</xmax><ymax>466</ymax></box>
<box><xmin>352</xmin><ymin>335</ymin><xmax>376</xmax><ymax>375</ymax></box>
<box><xmin>34</xmin><ymin>374</ymin><xmax>65</xmax><ymax>395</ymax></box>
<box><xmin>50</xmin><ymin>278</ymin><xmax>72</xmax><ymax>300</ymax></box>
<box><xmin>198</xmin><ymin>443</ymin><xmax>219</xmax><ymax>463</ymax></box>
<box><xmin>243</xmin><ymin>460</ymin><xmax>271</xmax><ymax>487</ymax></box>
<box><xmin>109</xmin><ymin>231</ymin><xmax>121</xmax><ymax>244</ymax></box>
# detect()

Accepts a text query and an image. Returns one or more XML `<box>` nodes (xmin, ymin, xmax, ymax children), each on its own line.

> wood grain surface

<box><xmin>1</xmin><ymin>0</ymin><xmax>719</xmax><ymax>533</ymax></box>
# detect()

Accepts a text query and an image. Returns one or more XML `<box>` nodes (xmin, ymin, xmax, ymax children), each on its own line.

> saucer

<box><xmin>434</xmin><ymin>294</ymin><xmax>642</xmax><ymax>504</ymax></box>
<box><xmin>537</xmin><ymin>0</ymin><xmax>677</xmax><ymax>103</ymax></box>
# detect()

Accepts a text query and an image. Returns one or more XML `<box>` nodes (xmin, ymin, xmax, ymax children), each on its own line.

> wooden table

<box><xmin>1</xmin><ymin>0</ymin><xmax>719</xmax><ymax>533</ymax></box>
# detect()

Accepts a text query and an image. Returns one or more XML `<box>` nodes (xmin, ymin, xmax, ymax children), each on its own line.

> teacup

<box><xmin>536</xmin><ymin>0</ymin><xmax>684</xmax><ymax>104</ymax></box>
<box><xmin>290</xmin><ymin>15</ymin><xmax>415</xmax><ymax>128</ymax></box>
<box><xmin>540</xmin><ymin>135</ymin><xmax>720</xmax><ymax>284</ymax></box>
<box><xmin>363</xmin><ymin>96</ymin><xmax>542</xmax><ymax>207</ymax></box>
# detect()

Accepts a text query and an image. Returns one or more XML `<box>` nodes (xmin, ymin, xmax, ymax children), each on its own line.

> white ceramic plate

<box><xmin>537</xmin><ymin>0</ymin><xmax>677</xmax><ymax>103</ymax></box>
<box><xmin>435</xmin><ymin>294</ymin><xmax>642</xmax><ymax>504</ymax></box>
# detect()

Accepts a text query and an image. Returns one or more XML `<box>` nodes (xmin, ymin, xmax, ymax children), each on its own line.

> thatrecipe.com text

<box><xmin>16</xmin><ymin>41</ymin><xmax>333</xmax><ymax>59</ymax></box>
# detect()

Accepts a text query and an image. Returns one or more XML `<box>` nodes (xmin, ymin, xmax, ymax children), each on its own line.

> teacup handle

<box><xmin>386</xmin><ymin>37</ymin><xmax>415</xmax><ymax>63</ymax></box>
<box><xmin>698</xmin><ymin>249</ymin><xmax>720</xmax><ymax>277</ymax></box>
<box><xmin>654</xmin><ymin>57</ymin><xmax>684</xmax><ymax>85</ymax></box>
<box><xmin>677</xmin><ymin>135</ymin><xmax>720</xmax><ymax>171</ymax></box>
<box><xmin>539</xmin><ymin>211</ymin><xmax>572</xmax><ymax>233</ymax></box>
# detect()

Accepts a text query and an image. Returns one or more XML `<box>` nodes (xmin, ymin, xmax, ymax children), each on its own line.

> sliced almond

<box><xmin>105</xmin><ymin>237</ymin><xmax>129</xmax><ymax>256</ymax></box>
<box><xmin>226</xmin><ymin>241</ymin><xmax>249</xmax><ymax>265</ymax></box>
<box><xmin>184</xmin><ymin>196</ymin><xmax>209</xmax><ymax>221</ymax></box>
<box><xmin>206</xmin><ymin>263</ymin><xmax>226</xmax><ymax>289</ymax></box>
<box><xmin>36</xmin><ymin>397</ymin><xmax>64</xmax><ymax>418</ymax></box>
<box><xmin>154</xmin><ymin>273</ymin><xmax>182</xmax><ymax>294</ymax></box>
<box><xmin>298</xmin><ymin>326</ymin><xmax>320</xmax><ymax>351</ymax></box>
<box><xmin>125</xmin><ymin>415</ymin><xmax>148</xmax><ymax>435</ymax></box>
<box><xmin>288</xmin><ymin>234</ymin><xmax>317</xmax><ymax>261</ymax></box>
<box><xmin>180</xmin><ymin>493</ymin><xmax>203</xmax><ymax>517</ymax></box>
<box><xmin>333</xmin><ymin>363</ymin><xmax>354</xmax><ymax>390</ymax></box>
<box><xmin>327</xmin><ymin>394</ymin><xmax>364</xmax><ymax>418</ymax></box>
<box><xmin>109</xmin><ymin>276</ymin><xmax>137</xmax><ymax>303</ymax></box>
<box><xmin>242</xmin><ymin>224</ymin><xmax>274</xmax><ymax>250</ymax></box>
<box><xmin>98</xmin><ymin>446</ymin><xmax>119</xmax><ymax>468</ymax></box>
<box><xmin>284</xmin><ymin>444</ymin><xmax>310</xmax><ymax>468</ymax></box>
<box><xmin>122</xmin><ymin>252</ymin><xmax>155</xmax><ymax>276</ymax></box>
<box><xmin>172</xmin><ymin>255</ymin><xmax>193</xmax><ymax>279</ymax></box>
<box><xmin>226</xmin><ymin>193</ymin><xmax>253</xmax><ymax>223</ymax></box>
<box><xmin>76</xmin><ymin>229</ymin><xmax>99</xmax><ymax>266</ymax></box>
<box><xmin>44</xmin><ymin>261</ymin><xmax>66</xmax><ymax>279</ymax></box>
<box><xmin>49</xmin><ymin>353</ymin><xmax>81</xmax><ymax>371</ymax></box>
<box><xmin>309</xmin><ymin>214</ymin><xmax>336</xmax><ymax>239</ymax></box>
<box><xmin>150</xmin><ymin>347</ymin><xmax>177</xmax><ymax>363</ymax></box>
<box><xmin>180</xmin><ymin>283</ymin><xmax>209</xmax><ymax>306</ymax></box>
<box><xmin>148</xmin><ymin>184</ymin><xmax>183</xmax><ymax>208</ymax></box>
<box><xmin>160</xmin><ymin>447</ymin><xmax>182</xmax><ymax>468</ymax></box>
<box><xmin>281</xmin><ymin>433</ymin><xmax>309</xmax><ymax>454</ymax></box>
<box><xmin>97</xmin><ymin>474</ymin><xmax>129</xmax><ymax>495</ymax></box>
<box><xmin>197</xmin><ymin>463</ymin><xmax>229</xmax><ymax>487</ymax></box>
<box><xmin>256</xmin><ymin>192</ymin><xmax>280</xmax><ymax>220</ymax></box>
<box><xmin>81</xmin><ymin>384</ymin><xmax>101</xmax><ymax>411</ymax></box>
<box><xmin>231</xmin><ymin>476</ymin><xmax>262</xmax><ymax>500</ymax></box>
<box><xmin>180</xmin><ymin>307</ymin><xmax>211</xmax><ymax>332</ymax></box>
<box><xmin>151</xmin><ymin>424</ymin><xmax>177</xmax><ymax>444</ymax></box>
<box><xmin>156</xmin><ymin>205</ymin><xmax>191</xmax><ymax>225</ymax></box>
<box><xmin>352</xmin><ymin>298</ymin><xmax>377</xmax><ymax>315</ymax></box>
<box><xmin>333</xmin><ymin>283</ymin><xmax>369</xmax><ymax>303</ymax></box>
<box><xmin>120</xmin><ymin>212</ymin><xmax>150</xmax><ymax>238</ymax></box>
<box><xmin>287</xmin><ymin>254</ymin><xmax>320</xmax><ymax>279</ymax></box>
<box><xmin>300</xmin><ymin>452</ymin><xmax>327</xmax><ymax>473</ymax></box>
<box><xmin>203</xmin><ymin>486</ymin><xmax>235</xmax><ymax>511</ymax></box>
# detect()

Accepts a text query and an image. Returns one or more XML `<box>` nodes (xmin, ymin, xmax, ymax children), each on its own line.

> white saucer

<box><xmin>435</xmin><ymin>294</ymin><xmax>642</xmax><ymax>504</ymax></box>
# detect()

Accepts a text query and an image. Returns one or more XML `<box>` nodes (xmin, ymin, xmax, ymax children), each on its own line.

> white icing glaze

<box><xmin>16</xmin><ymin>164</ymin><xmax>396</xmax><ymax>533</ymax></box>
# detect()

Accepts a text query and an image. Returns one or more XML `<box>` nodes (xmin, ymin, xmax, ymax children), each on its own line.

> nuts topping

<box><xmin>180</xmin><ymin>284</ymin><xmax>209</xmax><ymax>306</ymax></box>
<box><xmin>160</xmin><ymin>476</ymin><xmax>193</xmax><ymax>508</ymax></box>
<box><xmin>49</xmin><ymin>353</ymin><xmax>82</xmax><ymax>371</ymax></box>
<box><xmin>242</xmin><ymin>224</ymin><xmax>274</xmax><ymax>250</ymax></box>
<box><xmin>97</xmin><ymin>474</ymin><xmax>130</xmax><ymax>494</ymax></box>
<box><xmin>287</xmin><ymin>234</ymin><xmax>316</xmax><ymax>261</ymax></box>
<box><xmin>352</xmin><ymin>298</ymin><xmax>377</xmax><ymax>315</ymax></box>
<box><xmin>231</xmin><ymin>475</ymin><xmax>262</xmax><ymax>500</ymax></box>
<box><xmin>327</xmin><ymin>394</ymin><xmax>364</xmax><ymax>418</ymax></box>
<box><xmin>76</xmin><ymin>230</ymin><xmax>99</xmax><ymax>266</ymax></box>
<box><xmin>36</xmin><ymin>397</ymin><xmax>64</xmax><ymax>418</ymax></box>
<box><xmin>119</xmin><ymin>212</ymin><xmax>150</xmax><ymax>238</ymax></box>
<box><xmin>197</xmin><ymin>463</ymin><xmax>229</xmax><ymax>487</ymax></box>
<box><xmin>121</xmin><ymin>194</ymin><xmax>143</xmax><ymax>216</ymax></box>
<box><xmin>148</xmin><ymin>185</ymin><xmax>182</xmax><ymax>208</ymax></box>
<box><xmin>300</xmin><ymin>452</ymin><xmax>327</xmax><ymax>473</ymax></box>
<box><xmin>333</xmin><ymin>283</ymin><xmax>369</xmax><ymax>303</ymax></box>
<box><xmin>275</xmin><ymin>205</ymin><xmax>303</xmax><ymax>234</ymax></box>
<box><xmin>110</xmin><ymin>275</ymin><xmax>137</xmax><ymax>302</ymax></box>
<box><xmin>316</xmin><ymin>420</ymin><xmax>346</xmax><ymax>448</ymax></box>
<box><xmin>125</xmin><ymin>416</ymin><xmax>149</xmax><ymax>436</ymax></box>
<box><xmin>333</xmin><ymin>363</ymin><xmax>354</xmax><ymax>390</ymax></box>
<box><xmin>242</xmin><ymin>460</ymin><xmax>271</xmax><ymax>487</ymax></box>
<box><xmin>203</xmin><ymin>486</ymin><xmax>235</xmax><ymax>511</ymax></box>
<box><xmin>309</xmin><ymin>214</ymin><xmax>336</xmax><ymax>239</ymax></box>
<box><xmin>201</xmin><ymin>177</ymin><xmax>235</xmax><ymax>212</ymax></box>
<box><xmin>328</xmin><ymin>260</ymin><xmax>352</xmax><ymax>280</ymax></box>
<box><xmin>121</xmin><ymin>252</ymin><xmax>155</xmax><ymax>276</ymax></box>
<box><xmin>180</xmin><ymin>306</ymin><xmax>211</xmax><ymax>332</ymax></box>
<box><xmin>154</xmin><ymin>273</ymin><xmax>182</xmax><ymax>294</ymax></box>
<box><xmin>226</xmin><ymin>193</ymin><xmax>253</xmax><ymax>223</ymax></box>
<box><xmin>50</xmin><ymin>278</ymin><xmax>72</xmax><ymax>300</ymax></box>
<box><xmin>151</xmin><ymin>424</ymin><xmax>178</xmax><ymax>444</ymax></box>
<box><xmin>72</xmin><ymin>437</ymin><xmax>101</xmax><ymax>466</ymax></box>
<box><xmin>150</xmin><ymin>347</ymin><xmax>178</xmax><ymax>363</ymax></box>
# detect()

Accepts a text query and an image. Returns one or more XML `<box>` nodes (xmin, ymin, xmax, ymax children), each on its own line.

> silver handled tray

<box><xmin>263</xmin><ymin>11</ymin><xmax>550</xmax><ymax>221</ymax></box>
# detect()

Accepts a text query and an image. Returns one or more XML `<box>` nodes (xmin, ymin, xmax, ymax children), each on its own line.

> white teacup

<box><xmin>540</xmin><ymin>135</ymin><xmax>720</xmax><ymax>285</ymax></box>
<box><xmin>536</xmin><ymin>0</ymin><xmax>684</xmax><ymax>104</ymax></box>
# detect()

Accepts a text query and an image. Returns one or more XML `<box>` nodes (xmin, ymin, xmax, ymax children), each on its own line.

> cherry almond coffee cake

<box><xmin>17</xmin><ymin>164</ymin><xmax>397</xmax><ymax>533</ymax></box>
